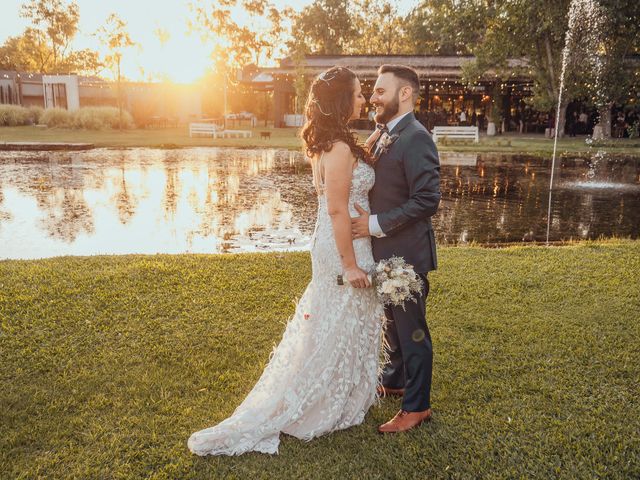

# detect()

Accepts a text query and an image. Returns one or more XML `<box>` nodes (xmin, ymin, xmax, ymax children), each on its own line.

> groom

<box><xmin>352</xmin><ymin>64</ymin><xmax>441</xmax><ymax>433</ymax></box>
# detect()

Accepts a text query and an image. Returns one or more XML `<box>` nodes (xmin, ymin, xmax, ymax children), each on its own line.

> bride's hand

<box><xmin>344</xmin><ymin>266</ymin><xmax>371</xmax><ymax>289</ymax></box>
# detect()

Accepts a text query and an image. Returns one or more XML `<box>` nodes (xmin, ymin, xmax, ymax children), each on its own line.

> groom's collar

<box><xmin>386</xmin><ymin>111</ymin><xmax>414</xmax><ymax>135</ymax></box>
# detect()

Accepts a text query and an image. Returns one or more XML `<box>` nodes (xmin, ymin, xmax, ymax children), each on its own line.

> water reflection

<box><xmin>0</xmin><ymin>148</ymin><xmax>638</xmax><ymax>259</ymax></box>
<box><xmin>0</xmin><ymin>148</ymin><xmax>316</xmax><ymax>259</ymax></box>
<box><xmin>437</xmin><ymin>153</ymin><xmax>639</xmax><ymax>244</ymax></box>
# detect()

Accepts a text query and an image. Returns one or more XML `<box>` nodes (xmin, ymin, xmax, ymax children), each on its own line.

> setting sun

<box><xmin>134</xmin><ymin>28</ymin><xmax>213</xmax><ymax>84</ymax></box>
<box><xmin>0</xmin><ymin>0</ymin><xmax>234</xmax><ymax>83</ymax></box>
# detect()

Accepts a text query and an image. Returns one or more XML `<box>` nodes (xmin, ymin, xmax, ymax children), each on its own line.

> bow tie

<box><xmin>376</xmin><ymin>124</ymin><xmax>389</xmax><ymax>134</ymax></box>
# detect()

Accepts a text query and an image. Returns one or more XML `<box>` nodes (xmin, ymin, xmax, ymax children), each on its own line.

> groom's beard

<box><xmin>374</xmin><ymin>93</ymin><xmax>400</xmax><ymax>125</ymax></box>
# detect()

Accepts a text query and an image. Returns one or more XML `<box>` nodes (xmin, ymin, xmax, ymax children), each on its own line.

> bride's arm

<box><xmin>323</xmin><ymin>142</ymin><xmax>370</xmax><ymax>289</ymax></box>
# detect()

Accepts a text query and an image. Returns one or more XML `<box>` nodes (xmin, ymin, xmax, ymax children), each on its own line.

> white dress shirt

<box><xmin>367</xmin><ymin>111</ymin><xmax>413</xmax><ymax>238</ymax></box>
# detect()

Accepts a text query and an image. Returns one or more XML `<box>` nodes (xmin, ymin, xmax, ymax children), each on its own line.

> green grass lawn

<box><xmin>1</xmin><ymin>241</ymin><xmax>639</xmax><ymax>479</ymax></box>
<box><xmin>2</xmin><ymin>125</ymin><xmax>640</xmax><ymax>155</ymax></box>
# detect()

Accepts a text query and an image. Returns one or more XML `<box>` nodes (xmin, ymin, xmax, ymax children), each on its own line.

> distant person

<box><xmin>547</xmin><ymin>113</ymin><xmax>555</xmax><ymax>138</ymax></box>
<box><xmin>614</xmin><ymin>112</ymin><xmax>626</xmax><ymax>138</ymax></box>
<box><xmin>578</xmin><ymin>111</ymin><xmax>588</xmax><ymax>134</ymax></box>
<box><xmin>477</xmin><ymin>112</ymin><xmax>485</xmax><ymax>130</ymax></box>
<box><xmin>568</xmin><ymin>111</ymin><xmax>577</xmax><ymax>137</ymax></box>
<box><xmin>459</xmin><ymin>110</ymin><xmax>467</xmax><ymax>126</ymax></box>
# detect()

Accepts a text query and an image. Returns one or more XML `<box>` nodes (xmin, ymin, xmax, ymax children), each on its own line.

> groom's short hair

<box><xmin>378</xmin><ymin>64</ymin><xmax>420</xmax><ymax>103</ymax></box>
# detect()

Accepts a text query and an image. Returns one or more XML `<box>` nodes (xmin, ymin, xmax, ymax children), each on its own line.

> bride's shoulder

<box><xmin>322</xmin><ymin>142</ymin><xmax>356</xmax><ymax>174</ymax></box>
<box><xmin>325</xmin><ymin>140</ymin><xmax>351</xmax><ymax>156</ymax></box>
<box><xmin>324</xmin><ymin>141</ymin><xmax>355</xmax><ymax>162</ymax></box>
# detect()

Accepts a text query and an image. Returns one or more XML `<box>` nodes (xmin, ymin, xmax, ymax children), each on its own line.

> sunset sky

<box><xmin>1</xmin><ymin>0</ymin><xmax>415</xmax><ymax>83</ymax></box>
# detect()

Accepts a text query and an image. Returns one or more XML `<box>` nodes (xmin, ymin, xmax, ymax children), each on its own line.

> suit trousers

<box><xmin>381</xmin><ymin>273</ymin><xmax>433</xmax><ymax>412</ymax></box>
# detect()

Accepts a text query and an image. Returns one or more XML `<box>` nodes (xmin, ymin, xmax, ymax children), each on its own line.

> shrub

<box><xmin>27</xmin><ymin>106</ymin><xmax>44</xmax><ymax>124</ymax></box>
<box><xmin>0</xmin><ymin>105</ymin><xmax>32</xmax><ymax>126</ymax></box>
<box><xmin>2</xmin><ymin>105</ymin><xmax>134</xmax><ymax>129</ymax></box>
<box><xmin>40</xmin><ymin>108</ymin><xmax>73</xmax><ymax>128</ymax></box>
<box><xmin>39</xmin><ymin>107</ymin><xmax>133</xmax><ymax>130</ymax></box>
<box><xmin>72</xmin><ymin>106</ymin><xmax>133</xmax><ymax>130</ymax></box>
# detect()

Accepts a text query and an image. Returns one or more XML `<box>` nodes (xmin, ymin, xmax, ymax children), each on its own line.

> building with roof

<box><xmin>0</xmin><ymin>71</ymin><xmax>115</xmax><ymax>109</ymax></box>
<box><xmin>0</xmin><ymin>70</ymin><xmax>202</xmax><ymax>125</ymax></box>
<box><xmin>244</xmin><ymin>55</ymin><xmax>537</xmax><ymax>132</ymax></box>
<box><xmin>244</xmin><ymin>54</ymin><xmax>639</xmax><ymax>134</ymax></box>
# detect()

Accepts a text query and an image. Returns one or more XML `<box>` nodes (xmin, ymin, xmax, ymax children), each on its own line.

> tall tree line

<box><xmin>289</xmin><ymin>0</ymin><xmax>639</xmax><ymax>137</ymax></box>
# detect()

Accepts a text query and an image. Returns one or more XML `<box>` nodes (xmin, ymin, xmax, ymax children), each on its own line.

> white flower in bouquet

<box><xmin>380</xmin><ymin>281</ymin><xmax>395</xmax><ymax>295</ymax></box>
<box><xmin>336</xmin><ymin>256</ymin><xmax>423</xmax><ymax>310</ymax></box>
<box><xmin>371</xmin><ymin>256</ymin><xmax>423</xmax><ymax>310</ymax></box>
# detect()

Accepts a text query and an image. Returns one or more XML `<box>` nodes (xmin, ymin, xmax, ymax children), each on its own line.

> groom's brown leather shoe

<box><xmin>378</xmin><ymin>409</ymin><xmax>432</xmax><ymax>433</ymax></box>
<box><xmin>376</xmin><ymin>385</ymin><xmax>405</xmax><ymax>397</ymax></box>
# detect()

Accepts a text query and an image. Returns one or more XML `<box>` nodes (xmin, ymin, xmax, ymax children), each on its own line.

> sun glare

<box><xmin>120</xmin><ymin>25</ymin><xmax>213</xmax><ymax>84</ymax></box>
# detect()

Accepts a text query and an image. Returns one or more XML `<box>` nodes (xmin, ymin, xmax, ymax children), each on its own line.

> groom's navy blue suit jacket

<box><xmin>369</xmin><ymin>112</ymin><xmax>441</xmax><ymax>274</ymax></box>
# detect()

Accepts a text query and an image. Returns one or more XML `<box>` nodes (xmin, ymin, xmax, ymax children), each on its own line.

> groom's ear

<box><xmin>399</xmin><ymin>84</ymin><xmax>413</xmax><ymax>102</ymax></box>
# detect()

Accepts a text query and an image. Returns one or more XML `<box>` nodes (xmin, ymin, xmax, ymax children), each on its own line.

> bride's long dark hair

<box><xmin>301</xmin><ymin>66</ymin><xmax>370</xmax><ymax>164</ymax></box>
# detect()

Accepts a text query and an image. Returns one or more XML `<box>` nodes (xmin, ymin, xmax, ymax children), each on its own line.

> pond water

<box><xmin>0</xmin><ymin>148</ymin><xmax>638</xmax><ymax>260</ymax></box>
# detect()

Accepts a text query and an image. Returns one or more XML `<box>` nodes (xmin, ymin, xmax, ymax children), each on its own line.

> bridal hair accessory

<box><xmin>311</xmin><ymin>97</ymin><xmax>332</xmax><ymax>116</ymax></box>
<box><xmin>309</xmin><ymin>67</ymin><xmax>345</xmax><ymax>116</ymax></box>
<box><xmin>337</xmin><ymin>256</ymin><xmax>423</xmax><ymax>310</ymax></box>
<box><xmin>317</xmin><ymin>67</ymin><xmax>343</xmax><ymax>85</ymax></box>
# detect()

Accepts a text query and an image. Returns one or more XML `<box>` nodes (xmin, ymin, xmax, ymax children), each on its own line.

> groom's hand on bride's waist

<box><xmin>351</xmin><ymin>203</ymin><xmax>371</xmax><ymax>239</ymax></box>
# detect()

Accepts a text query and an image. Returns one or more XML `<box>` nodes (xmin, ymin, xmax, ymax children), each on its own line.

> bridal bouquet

<box><xmin>338</xmin><ymin>256</ymin><xmax>423</xmax><ymax>309</ymax></box>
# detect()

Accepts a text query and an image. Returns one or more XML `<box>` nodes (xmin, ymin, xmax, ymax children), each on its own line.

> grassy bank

<box><xmin>2</xmin><ymin>125</ymin><xmax>640</xmax><ymax>155</ymax></box>
<box><xmin>1</xmin><ymin>241</ymin><xmax>639</xmax><ymax>479</ymax></box>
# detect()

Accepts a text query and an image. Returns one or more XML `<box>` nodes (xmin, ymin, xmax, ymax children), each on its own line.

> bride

<box><xmin>188</xmin><ymin>66</ymin><xmax>387</xmax><ymax>456</ymax></box>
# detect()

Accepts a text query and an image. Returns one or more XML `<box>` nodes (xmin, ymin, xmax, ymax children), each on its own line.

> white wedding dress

<box><xmin>188</xmin><ymin>159</ymin><xmax>387</xmax><ymax>456</ymax></box>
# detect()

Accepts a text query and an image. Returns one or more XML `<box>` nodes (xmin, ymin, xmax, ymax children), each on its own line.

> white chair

<box><xmin>432</xmin><ymin>126</ymin><xmax>479</xmax><ymax>143</ymax></box>
<box><xmin>217</xmin><ymin>130</ymin><xmax>252</xmax><ymax>138</ymax></box>
<box><xmin>189</xmin><ymin>123</ymin><xmax>219</xmax><ymax>137</ymax></box>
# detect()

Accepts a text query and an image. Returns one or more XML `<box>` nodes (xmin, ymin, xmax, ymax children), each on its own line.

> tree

<box><xmin>189</xmin><ymin>0</ymin><xmax>291</xmax><ymax>66</ymax></box>
<box><xmin>58</xmin><ymin>48</ymin><xmax>101</xmax><ymax>74</ymax></box>
<box><xmin>0</xmin><ymin>29</ymin><xmax>50</xmax><ymax>71</ymax></box>
<box><xmin>405</xmin><ymin>0</ymin><xmax>489</xmax><ymax>55</ymax></box>
<box><xmin>452</xmin><ymin>0</ymin><xmax>574</xmax><ymax>136</ymax></box>
<box><xmin>189</xmin><ymin>0</ymin><xmax>291</xmax><ymax>116</ymax></box>
<box><xmin>285</xmin><ymin>0</ymin><xmax>409</xmax><ymax>113</ymax></box>
<box><xmin>96</xmin><ymin>13</ymin><xmax>136</xmax><ymax>130</ymax></box>
<box><xmin>291</xmin><ymin>46</ymin><xmax>310</xmax><ymax>114</ymax></box>
<box><xmin>586</xmin><ymin>0</ymin><xmax>640</xmax><ymax>137</ymax></box>
<box><xmin>289</xmin><ymin>0</ymin><xmax>411</xmax><ymax>56</ymax></box>
<box><xmin>19</xmin><ymin>0</ymin><xmax>80</xmax><ymax>70</ymax></box>
<box><xmin>409</xmin><ymin>0</ymin><xmax>639</xmax><ymax>138</ymax></box>
<box><xmin>0</xmin><ymin>29</ymin><xmax>100</xmax><ymax>74</ymax></box>
<box><xmin>1</xmin><ymin>0</ymin><xmax>101</xmax><ymax>74</ymax></box>
<box><xmin>288</xmin><ymin>0</ymin><xmax>357</xmax><ymax>55</ymax></box>
<box><xmin>348</xmin><ymin>0</ymin><xmax>411</xmax><ymax>54</ymax></box>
